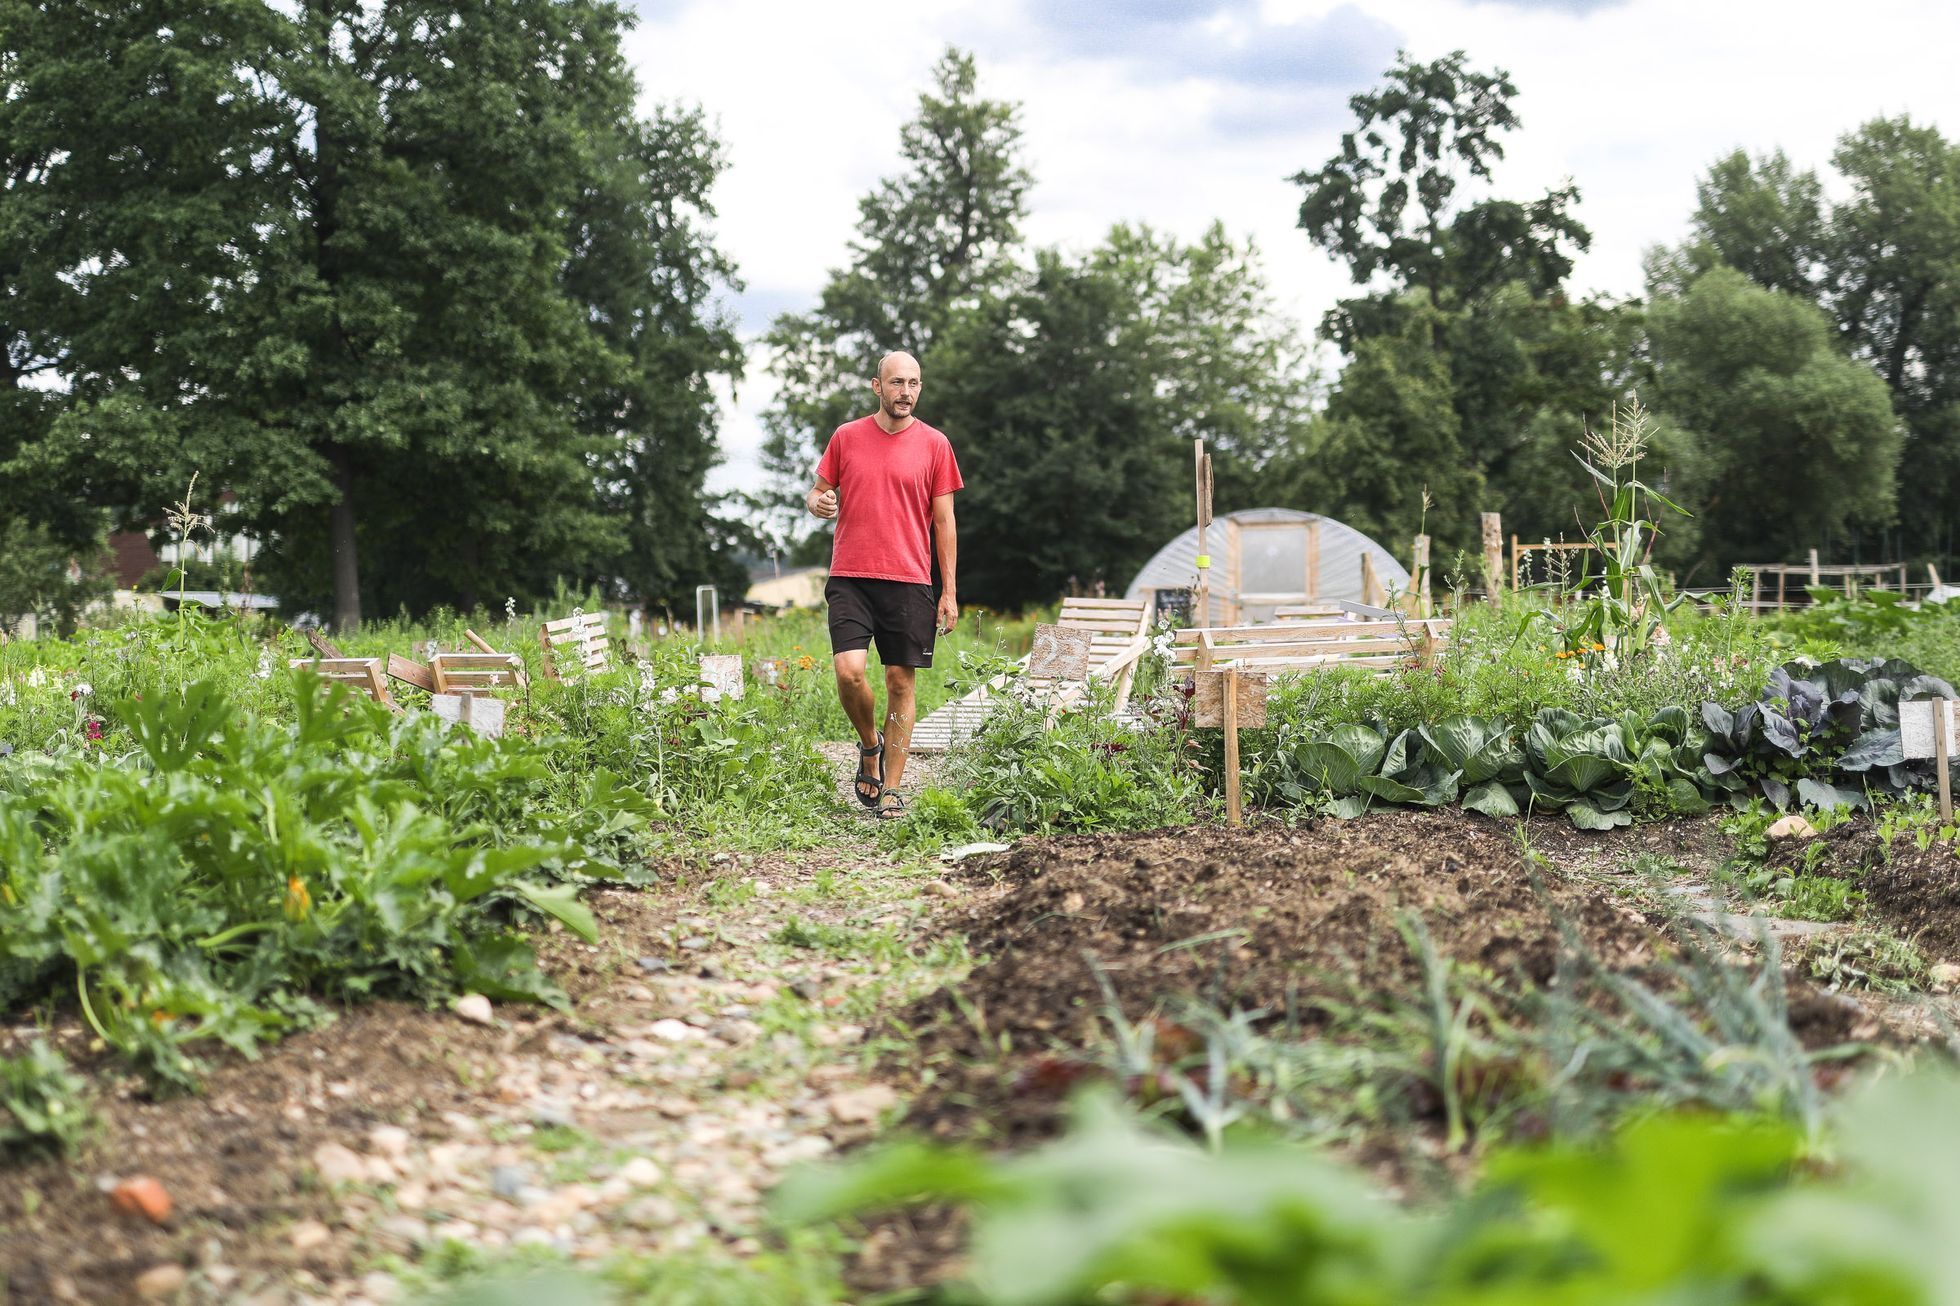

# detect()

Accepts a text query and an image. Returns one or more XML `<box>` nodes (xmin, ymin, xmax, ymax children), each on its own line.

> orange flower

<box><xmin>283</xmin><ymin>875</ymin><xmax>312</xmax><ymax>922</ymax></box>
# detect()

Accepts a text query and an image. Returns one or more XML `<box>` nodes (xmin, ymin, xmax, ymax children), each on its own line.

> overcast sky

<box><xmin>615</xmin><ymin>0</ymin><xmax>1960</xmax><ymax>497</ymax></box>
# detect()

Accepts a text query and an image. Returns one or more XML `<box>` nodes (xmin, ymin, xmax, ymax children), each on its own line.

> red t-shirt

<box><xmin>816</xmin><ymin>415</ymin><xmax>964</xmax><ymax>585</ymax></box>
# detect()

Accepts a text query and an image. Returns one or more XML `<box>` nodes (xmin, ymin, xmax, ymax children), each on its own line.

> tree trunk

<box><xmin>329</xmin><ymin>445</ymin><xmax>361</xmax><ymax>633</ymax></box>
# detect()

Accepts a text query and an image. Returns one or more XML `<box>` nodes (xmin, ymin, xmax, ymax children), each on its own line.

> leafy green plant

<box><xmin>0</xmin><ymin>676</ymin><xmax>612</xmax><ymax>1089</ymax></box>
<box><xmin>778</xmin><ymin>1069</ymin><xmax>1960</xmax><ymax>1306</ymax></box>
<box><xmin>0</xmin><ymin>1039</ymin><xmax>91</xmax><ymax>1162</ymax></box>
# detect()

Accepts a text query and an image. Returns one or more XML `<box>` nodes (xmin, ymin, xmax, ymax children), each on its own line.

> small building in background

<box><xmin>746</xmin><ymin>565</ymin><xmax>827</xmax><ymax>610</ymax></box>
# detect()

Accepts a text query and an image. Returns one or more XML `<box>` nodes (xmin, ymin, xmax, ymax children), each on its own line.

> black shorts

<box><xmin>826</xmin><ymin>576</ymin><xmax>938</xmax><ymax>668</ymax></box>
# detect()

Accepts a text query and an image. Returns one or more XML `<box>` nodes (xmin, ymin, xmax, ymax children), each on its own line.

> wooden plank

<box><xmin>305</xmin><ymin>628</ymin><xmax>345</xmax><ymax>660</ymax></box>
<box><xmin>1058</xmin><ymin>618</ymin><xmax>1151</xmax><ymax>633</ymax></box>
<box><xmin>1200</xmin><ymin>636</ymin><xmax>1412</xmax><ymax>658</ymax></box>
<box><xmin>388</xmin><ymin>654</ymin><xmax>436</xmax><ymax>693</ymax></box>
<box><xmin>464</xmin><ymin>629</ymin><xmax>498</xmax><ymax>654</ymax></box>
<box><xmin>1223</xmin><ymin>670</ymin><xmax>1242</xmax><ymax>826</ymax></box>
<box><xmin>1176</xmin><ymin>620</ymin><xmax>1448</xmax><ymax>643</ymax></box>
<box><xmin>1941</xmin><ymin>700</ymin><xmax>1953</xmax><ymax>824</ymax></box>
<box><xmin>1057</xmin><ymin>597</ymin><xmax>1149</xmax><ymax>611</ymax></box>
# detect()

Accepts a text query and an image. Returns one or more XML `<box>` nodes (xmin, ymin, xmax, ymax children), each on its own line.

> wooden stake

<box><xmin>1223</xmin><ymin>668</ymin><xmax>1242</xmax><ymax>826</ymax></box>
<box><xmin>1481</xmin><ymin>513</ymin><xmax>1503</xmax><ymax>596</ymax></box>
<box><xmin>1938</xmin><ymin>699</ymin><xmax>1953</xmax><ymax>825</ymax></box>
<box><xmin>1808</xmin><ymin>548</ymin><xmax>1821</xmax><ymax>586</ymax></box>
<box><xmin>1412</xmin><ymin>534</ymin><xmax>1432</xmax><ymax>617</ymax></box>
<box><xmin>1511</xmin><ymin>534</ymin><xmax>1521</xmax><ymax>592</ymax></box>
<box><xmin>1193</xmin><ymin>439</ymin><xmax>1210</xmax><ymax>627</ymax></box>
<box><xmin>463</xmin><ymin>628</ymin><xmax>497</xmax><ymax>654</ymax></box>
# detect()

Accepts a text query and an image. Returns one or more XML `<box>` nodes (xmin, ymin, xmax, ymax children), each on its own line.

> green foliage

<box><xmin>877</xmin><ymin>785</ymin><xmax>981</xmax><ymax>855</ymax></box>
<box><xmin>761</xmin><ymin>47</ymin><xmax>1031</xmax><ymax>534</ymax></box>
<box><xmin>0</xmin><ymin>1039</ymin><xmax>90</xmax><ymax>1162</ymax></box>
<box><xmin>1700</xmin><ymin>657</ymin><xmax>1957</xmax><ymax>811</ymax></box>
<box><xmin>3</xmin><ymin>1</ymin><xmax>742</xmax><ymax>627</ymax></box>
<box><xmin>1647</xmin><ymin>267</ymin><xmax>1902</xmax><ymax>580</ymax></box>
<box><xmin>951</xmin><ymin>681</ymin><xmax>1209</xmax><ymax>834</ymax></box>
<box><xmin>1679</xmin><ymin>118</ymin><xmax>1960</xmax><ymax>563</ymax></box>
<box><xmin>0</xmin><ymin>674</ymin><xmax>641</xmax><ymax>1090</ymax></box>
<box><xmin>1521</xmin><ymin>400</ymin><xmax>1690</xmax><ymax>662</ymax></box>
<box><xmin>782</xmin><ymin>1068</ymin><xmax>1960</xmax><ymax>1306</ymax></box>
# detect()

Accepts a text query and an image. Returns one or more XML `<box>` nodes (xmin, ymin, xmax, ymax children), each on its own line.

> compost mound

<box><xmin>904</xmin><ymin>811</ymin><xmax>1665</xmax><ymax>1144</ymax></box>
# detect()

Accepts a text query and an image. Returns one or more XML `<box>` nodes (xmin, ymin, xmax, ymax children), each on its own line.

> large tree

<box><xmin>1681</xmin><ymin>119</ymin><xmax>1960</xmax><ymax>563</ymax></box>
<box><xmin>760</xmin><ymin>48</ymin><xmax>1030</xmax><ymax>532</ymax></box>
<box><xmin>1647</xmin><ymin>268</ymin><xmax>1900</xmax><ymax>575</ymax></box>
<box><xmin>1290</xmin><ymin>51</ymin><xmax>1616</xmax><ymax>556</ymax></box>
<box><xmin>3</xmin><ymin>0</ymin><xmax>741</xmax><ymax>629</ymax></box>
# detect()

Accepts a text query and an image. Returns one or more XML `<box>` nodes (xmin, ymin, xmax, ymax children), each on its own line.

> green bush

<box><xmin>0</xmin><ymin>1040</ymin><xmax>90</xmax><ymax>1161</ymax></box>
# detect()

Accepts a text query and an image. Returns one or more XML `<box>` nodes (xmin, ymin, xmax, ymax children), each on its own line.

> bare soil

<box><xmin>1768</xmin><ymin>817</ymin><xmax>1960</xmax><ymax>961</ymax></box>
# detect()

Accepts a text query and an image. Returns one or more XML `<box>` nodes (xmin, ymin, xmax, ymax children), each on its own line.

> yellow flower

<box><xmin>283</xmin><ymin>875</ymin><xmax>312</xmax><ymax>922</ymax></box>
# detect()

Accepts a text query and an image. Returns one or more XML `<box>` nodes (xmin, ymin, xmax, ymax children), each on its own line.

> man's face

<box><xmin>873</xmin><ymin>359</ymin><xmax>922</xmax><ymax>421</ymax></box>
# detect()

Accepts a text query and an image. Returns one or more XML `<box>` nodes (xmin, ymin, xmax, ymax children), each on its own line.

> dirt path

<box><xmin>0</xmin><ymin>838</ymin><xmax>958</xmax><ymax>1304</ymax></box>
<box><xmin>8</xmin><ymin>797</ymin><xmax>1955</xmax><ymax>1304</ymax></box>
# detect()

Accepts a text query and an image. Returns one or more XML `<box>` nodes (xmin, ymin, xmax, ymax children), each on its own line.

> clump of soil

<box><xmin>1770</xmin><ymin>818</ymin><xmax>1960</xmax><ymax>961</ymax></box>
<box><xmin>900</xmin><ymin>812</ymin><xmax>1673</xmax><ymax>1146</ymax></box>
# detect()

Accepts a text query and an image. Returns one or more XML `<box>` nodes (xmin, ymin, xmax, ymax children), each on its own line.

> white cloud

<box><xmin>616</xmin><ymin>0</ymin><xmax>1960</xmax><ymax>501</ymax></box>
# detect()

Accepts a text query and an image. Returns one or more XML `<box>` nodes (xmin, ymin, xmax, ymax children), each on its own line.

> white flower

<box><xmin>25</xmin><ymin>668</ymin><xmax>46</xmax><ymax>687</ymax></box>
<box><xmin>659</xmin><ymin>687</ymin><xmax>680</xmax><ymax>704</ymax></box>
<box><xmin>0</xmin><ymin>684</ymin><xmax>14</xmax><ymax>707</ymax></box>
<box><xmin>504</xmin><ymin>596</ymin><xmax>517</xmax><ymax>621</ymax></box>
<box><xmin>253</xmin><ymin>648</ymin><xmax>274</xmax><ymax>680</ymax></box>
<box><xmin>71</xmin><ymin>682</ymin><xmax>92</xmax><ymax>698</ymax></box>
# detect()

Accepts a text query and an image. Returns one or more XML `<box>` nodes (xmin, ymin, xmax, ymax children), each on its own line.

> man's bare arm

<box><xmin>807</xmin><ymin>475</ymin><xmax>837</xmax><ymax>520</ymax></box>
<box><xmin>932</xmin><ymin>493</ymin><xmax>958</xmax><ymax>633</ymax></box>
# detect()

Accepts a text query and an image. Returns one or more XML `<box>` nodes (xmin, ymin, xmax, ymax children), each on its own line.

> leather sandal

<box><xmin>853</xmin><ymin>732</ymin><xmax>885</xmax><ymax>808</ymax></box>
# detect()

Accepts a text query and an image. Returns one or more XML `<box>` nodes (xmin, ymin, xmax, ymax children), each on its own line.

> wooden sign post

<box><xmin>1193</xmin><ymin>668</ymin><xmax>1267</xmax><ymax>827</ymax></box>
<box><xmin>1193</xmin><ymin>438</ymin><xmax>1213</xmax><ymax>643</ymax></box>
<box><xmin>1901</xmin><ymin>698</ymin><xmax>1959</xmax><ymax>822</ymax></box>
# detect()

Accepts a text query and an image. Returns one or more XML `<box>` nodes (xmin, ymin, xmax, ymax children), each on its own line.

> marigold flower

<box><xmin>283</xmin><ymin>875</ymin><xmax>312</xmax><ymax>922</ymax></box>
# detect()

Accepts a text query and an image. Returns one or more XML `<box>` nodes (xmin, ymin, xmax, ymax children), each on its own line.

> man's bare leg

<box><xmin>834</xmin><ymin>651</ymin><xmax>884</xmax><ymax>805</ymax></box>
<box><xmin>881</xmin><ymin>665</ymin><xmax>918</xmax><ymax>792</ymax></box>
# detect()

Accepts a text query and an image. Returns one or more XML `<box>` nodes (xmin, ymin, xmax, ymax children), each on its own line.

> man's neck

<box><xmin>872</xmin><ymin>410</ymin><xmax>915</xmax><ymax>434</ymax></box>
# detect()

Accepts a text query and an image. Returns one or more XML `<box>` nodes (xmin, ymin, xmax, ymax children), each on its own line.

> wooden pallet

<box><xmin>909</xmin><ymin>597</ymin><xmax>1152</xmax><ymax>754</ymax></box>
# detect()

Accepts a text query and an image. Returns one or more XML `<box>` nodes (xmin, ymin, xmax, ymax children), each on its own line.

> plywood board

<box><xmin>1191</xmin><ymin>669</ymin><xmax>1268</xmax><ymax>729</ymax></box>
<box><xmin>1028</xmin><ymin>623</ymin><xmax>1092</xmax><ymax>681</ymax></box>
<box><xmin>430</xmin><ymin>692</ymin><xmax>506</xmax><ymax>738</ymax></box>
<box><xmin>699</xmin><ymin>653</ymin><xmax>745</xmax><ymax>701</ymax></box>
<box><xmin>1900</xmin><ymin>699</ymin><xmax>1960</xmax><ymax>758</ymax></box>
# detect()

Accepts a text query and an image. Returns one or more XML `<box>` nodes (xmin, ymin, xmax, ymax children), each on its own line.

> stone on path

<box><xmin>1767</xmin><ymin>814</ymin><xmax>1817</xmax><ymax>840</ymax></box>
<box><xmin>133</xmin><ymin>1264</ymin><xmax>187</xmax><ymax>1299</ymax></box>
<box><xmin>453</xmin><ymin>993</ymin><xmax>495</xmax><ymax>1025</ymax></box>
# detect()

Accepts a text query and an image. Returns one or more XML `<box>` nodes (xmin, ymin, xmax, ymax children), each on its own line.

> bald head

<box><xmin>870</xmin><ymin>351</ymin><xmax>922</xmax><ymax>429</ymax></box>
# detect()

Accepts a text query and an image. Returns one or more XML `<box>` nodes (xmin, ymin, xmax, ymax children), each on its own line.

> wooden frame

<box><xmin>290</xmin><ymin>656</ymin><xmax>393</xmax><ymax>707</ymax></box>
<box><xmin>539</xmin><ymin>612</ymin><xmax>610</xmax><ymax>679</ymax></box>
<box><xmin>431</xmin><ymin>652</ymin><xmax>527</xmax><ymax>695</ymax></box>
<box><xmin>909</xmin><ymin>596</ymin><xmax>1154</xmax><ymax>753</ymax></box>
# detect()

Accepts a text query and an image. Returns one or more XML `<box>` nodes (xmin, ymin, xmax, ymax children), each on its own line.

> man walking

<box><xmin>806</xmin><ymin>351</ymin><xmax>962</xmax><ymax>819</ymax></box>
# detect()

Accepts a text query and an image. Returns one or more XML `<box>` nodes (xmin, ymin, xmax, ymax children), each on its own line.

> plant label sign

<box><xmin>1027</xmin><ymin>624</ymin><xmax>1092</xmax><ymax>682</ymax></box>
<box><xmin>698</xmin><ymin>654</ymin><xmax>745</xmax><ymax>701</ymax></box>
<box><xmin>1901</xmin><ymin>698</ymin><xmax>1959</xmax><ymax>822</ymax></box>
<box><xmin>1898</xmin><ymin>699</ymin><xmax>1960</xmax><ymax>759</ymax></box>
<box><xmin>1192</xmin><ymin>669</ymin><xmax>1269</xmax><ymax>729</ymax></box>
<box><xmin>430</xmin><ymin>692</ymin><xmax>506</xmax><ymax>738</ymax></box>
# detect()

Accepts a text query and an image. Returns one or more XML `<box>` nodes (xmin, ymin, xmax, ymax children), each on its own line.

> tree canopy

<box><xmin>2</xmin><ymin>0</ymin><xmax>742</xmax><ymax>629</ymax></box>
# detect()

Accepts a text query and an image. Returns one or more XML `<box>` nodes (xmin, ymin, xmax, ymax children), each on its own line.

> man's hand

<box><xmin>807</xmin><ymin>486</ymin><xmax>838</xmax><ymax>519</ymax></box>
<box><xmin>936</xmin><ymin>591</ymin><xmax>959</xmax><ymax>636</ymax></box>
